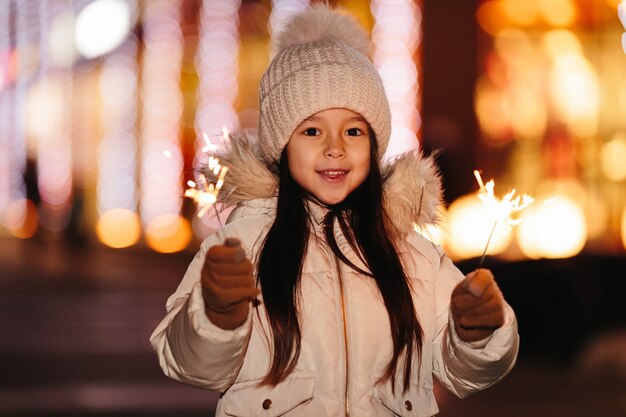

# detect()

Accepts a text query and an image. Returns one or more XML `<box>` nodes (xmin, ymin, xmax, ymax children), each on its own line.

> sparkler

<box><xmin>184</xmin><ymin>130</ymin><xmax>231</xmax><ymax>239</ymax></box>
<box><xmin>474</xmin><ymin>170</ymin><xmax>534</xmax><ymax>267</ymax></box>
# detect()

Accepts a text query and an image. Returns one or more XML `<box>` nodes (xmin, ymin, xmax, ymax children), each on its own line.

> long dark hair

<box><xmin>256</xmin><ymin>135</ymin><xmax>423</xmax><ymax>393</ymax></box>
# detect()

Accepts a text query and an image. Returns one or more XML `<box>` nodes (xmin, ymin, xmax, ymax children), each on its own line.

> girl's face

<box><xmin>286</xmin><ymin>108</ymin><xmax>371</xmax><ymax>205</ymax></box>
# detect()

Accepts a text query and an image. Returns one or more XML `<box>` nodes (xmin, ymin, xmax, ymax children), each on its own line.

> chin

<box><xmin>317</xmin><ymin>194</ymin><xmax>348</xmax><ymax>206</ymax></box>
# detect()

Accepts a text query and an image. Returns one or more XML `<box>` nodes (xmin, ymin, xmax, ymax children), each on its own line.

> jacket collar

<box><xmin>210</xmin><ymin>131</ymin><xmax>443</xmax><ymax>237</ymax></box>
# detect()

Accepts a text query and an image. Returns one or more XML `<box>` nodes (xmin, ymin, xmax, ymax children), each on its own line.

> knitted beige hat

<box><xmin>257</xmin><ymin>4</ymin><xmax>391</xmax><ymax>163</ymax></box>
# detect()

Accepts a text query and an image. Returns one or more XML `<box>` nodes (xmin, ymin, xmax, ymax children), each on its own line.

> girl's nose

<box><xmin>325</xmin><ymin>136</ymin><xmax>345</xmax><ymax>159</ymax></box>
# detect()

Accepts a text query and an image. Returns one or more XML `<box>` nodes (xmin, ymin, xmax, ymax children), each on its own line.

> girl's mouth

<box><xmin>317</xmin><ymin>170</ymin><xmax>349</xmax><ymax>182</ymax></box>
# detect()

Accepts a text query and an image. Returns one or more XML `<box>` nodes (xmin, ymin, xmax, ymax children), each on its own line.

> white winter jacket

<box><xmin>150</xmin><ymin>134</ymin><xmax>519</xmax><ymax>417</ymax></box>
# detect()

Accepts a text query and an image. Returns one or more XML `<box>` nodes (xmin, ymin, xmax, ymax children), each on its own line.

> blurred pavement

<box><xmin>1</xmin><ymin>238</ymin><xmax>624</xmax><ymax>416</ymax></box>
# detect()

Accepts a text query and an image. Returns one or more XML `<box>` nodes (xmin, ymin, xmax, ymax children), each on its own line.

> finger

<box><xmin>210</xmin><ymin>273</ymin><xmax>256</xmax><ymax>290</ymax></box>
<box><xmin>204</xmin><ymin>284</ymin><xmax>261</xmax><ymax>310</ymax></box>
<box><xmin>462</xmin><ymin>268</ymin><xmax>495</xmax><ymax>297</ymax></box>
<box><xmin>206</xmin><ymin>244</ymin><xmax>246</xmax><ymax>263</ymax></box>
<box><xmin>459</xmin><ymin>294</ymin><xmax>503</xmax><ymax>317</ymax></box>
<box><xmin>206</xmin><ymin>258</ymin><xmax>253</xmax><ymax>275</ymax></box>
<box><xmin>458</xmin><ymin>310</ymin><xmax>504</xmax><ymax>329</ymax></box>
<box><xmin>452</xmin><ymin>290</ymin><xmax>495</xmax><ymax>312</ymax></box>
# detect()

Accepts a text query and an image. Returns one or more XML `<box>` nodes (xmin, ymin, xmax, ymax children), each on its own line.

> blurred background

<box><xmin>0</xmin><ymin>0</ymin><xmax>625</xmax><ymax>416</ymax></box>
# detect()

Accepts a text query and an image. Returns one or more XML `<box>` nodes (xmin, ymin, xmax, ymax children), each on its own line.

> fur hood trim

<box><xmin>205</xmin><ymin>131</ymin><xmax>442</xmax><ymax>236</ymax></box>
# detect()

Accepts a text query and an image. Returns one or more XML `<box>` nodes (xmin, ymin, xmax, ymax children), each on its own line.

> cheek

<box><xmin>286</xmin><ymin>142</ymin><xmax>308</xmax><ymax>184</ymax></box>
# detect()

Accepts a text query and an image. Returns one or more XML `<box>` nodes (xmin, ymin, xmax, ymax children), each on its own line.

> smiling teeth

<box><xmin>322</xmin><ymin>171</ymin><xmax>346</xmax><ymax>175</ymax></box>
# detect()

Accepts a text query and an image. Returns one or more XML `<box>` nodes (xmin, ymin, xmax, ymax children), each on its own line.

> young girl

<box><xmin>151</xmin><ymin>4</ymin><xmax>519</xmax><ymax>416</ymax></box>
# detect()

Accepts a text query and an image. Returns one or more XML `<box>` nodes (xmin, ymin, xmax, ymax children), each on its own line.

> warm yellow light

<box><xmin>541</xmin><ymin>29</ymin><xmax>583</xmax><ymax>59</ymax></box>
<box><xmin>96</xmin><ymin>208</ymin><xmax>141</xmax><ymax>249</ymax></box>
<box><xmin>475</xmin><ymin>77</ymin><xmax>511</xmax><ymax>141</ymax></box>
<box><xmin>145</xmin><ymin>214</ymin><xmax>191</xmax><ymax>253</ymax></box>
<box><xmin>502</xmin><ymin>0</ymin><xmax>539</xmax><ymax>26</ymax></box>
<box><xmin>509</xmin><ymin>87</ymin><xmax>548</xmax><ymax>140</ymax></box>
<box><xmin>476</xmin><ymin>1</ymin><xmax>510</xmax><ymax>36</ymax></box>
<box><xmin>606</xmin><ymin>0</ymin><xmax>623</xmax><ymax>8</ymax></box>
<box><xmin>538</xmin><ymin>0</ymin><xmax>577</xmax><ymax>27</ymax></box>
<box><xmin>495</xmin><ymin>29</ymin><xmax>534</xmax><ymax>64</ymax></box>
<box><xmin>446</xmin><ymin>194</ymin><xmax>514</xmax><ymax>259</ymax></box>
<box><xmin>517</xmin><ymin>195</ymin><xmax>587</xmax><ymax>259</ymax></box>
<box><xmin>549</xmin><ymin>55</ymin><xmax>599</xmax><ymax>137</ymax></box>
<box><xmin>6</xmin><ymin>199</ymin><xmax>39</xmax><ymax>239</ymax></box>
<box><xmin>600</xmin><ymin>134</ymin><xmax>626</xmax><ymax>181</ymax></box>
<box><xmin>25</xmin><ymin>77</ymin><xmax>67</xmax><ymax>145</ymax></box>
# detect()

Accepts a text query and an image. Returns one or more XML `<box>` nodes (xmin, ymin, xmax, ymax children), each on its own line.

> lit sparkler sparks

<box><xmin>201</xmin><ymin>128</ymin><xmax>231</xmax><ymax>153</ymax></box>
<box><xmin>184</xmin><ymin>156</ymin><xmax>229</xmax><ymax>218</ymax></box>
<box><xmin>474</xmin><ymin>170</ymin><xmax>534</xmax><ymax>266</ymax></box>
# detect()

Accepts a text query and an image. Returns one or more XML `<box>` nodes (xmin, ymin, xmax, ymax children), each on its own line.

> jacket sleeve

<box><xmin>149</xmin><ymin>233</ymin><xmax>253</xmax><ymax>393</ymax></box>
<box><xmin>431</xmin><ymin>251</ymin><xmax>520</xmax><ymax>398</ymax></box>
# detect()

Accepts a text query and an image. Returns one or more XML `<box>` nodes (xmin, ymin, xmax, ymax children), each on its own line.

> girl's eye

<box><xmin>346</xmin><ymin>128</ymin><xmax>363</xmax><ymax>136</ymax></box>
<box><xmin>303</xmin><ymin>127</ymin><xmax>320</xmax><ymax>136</ymax></box>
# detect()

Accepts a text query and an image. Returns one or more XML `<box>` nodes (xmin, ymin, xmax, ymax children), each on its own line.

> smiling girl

<box><xmin>150</xmin><ymin>4</ymin><xmax>519</xmax><ymax>416</ymax></box>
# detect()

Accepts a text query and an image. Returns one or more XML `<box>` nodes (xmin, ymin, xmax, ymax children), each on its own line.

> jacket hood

<box><xmin>206</xmin><ymin>130</ymin><xmax>442</xmax><ymax>237</ymax></box>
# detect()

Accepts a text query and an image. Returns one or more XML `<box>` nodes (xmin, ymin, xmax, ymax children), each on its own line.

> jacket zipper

<box><xmin>334</xmin><ymin>255</ymin><xmax>350</xmax><ymax>417</ymax></box>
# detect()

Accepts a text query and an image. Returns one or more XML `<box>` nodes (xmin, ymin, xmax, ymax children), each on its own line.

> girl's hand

<box><xmin>201</xmin><ymin>238</ymin><xmax>260</xmax><ymax>330</ymax></box>
<box><xmin>450</xmin><ymin>269</ymin><xmax>505</xmax><ymax>343</ymax></box>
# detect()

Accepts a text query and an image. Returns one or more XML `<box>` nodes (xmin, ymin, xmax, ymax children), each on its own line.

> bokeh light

<box><xmin>538</xmin><ymin>0</ymin><xmax>577</xmax><ymax>27</ymax></box>
<box><xmin>549</xmin><ymin>54</ymin><xmax>600</xmax><ymax>137</ymax></box>
<box><xmin>75</xmin><ymin>0</ymin><xmax>135</xmax><ymax>59</ymax></box>
<box><xmin>446</xmin><ymin>194</ymin><xmax>514</xmax><ymax>259</ymax></box>
<box><xmin>600</xmin><ymin>133</ymin><xmax>626</xmax><ymax>181</ymax></box>
<box><xmin>96</xmin><ymin>208</ymin><xmax>141</xmax><ymax>249</ymax></box>
<box><xmin>476</xmin><ymin>1</ymin><xmax>510</xmax><ymax>36</ymax></box>
<box><xmin>140</xmin><ymin>0</ymin><xmax>184</xmax><ymax>244</ymax></box>
<box><xmin>193</xmin><ymin>0</ymin><xmax>242</xmax><ymax>239</ymax></box>
<box><xmin>372</xmin><ymin>0</ymin><xmax>421</xmax><ymax>158</ymax></box>
<box><xmin>5</xmin><ymin>199</ymin><xmax>39</xmax><ymax>239</ymax></box>
<box><xmin>145</xmin><ymin>214</ymin><xmax>192</xmax><ymax>253</ymax></box>
<box><xmin>49</xmin><ymin>11</ymin><xmax>76</xmax><ymax>67</ymax></box>
<box><xmin>96</xmin><ymin>36</ymin><xmax>139</xmax><ymax>246</ymax></box>
<box><xmin>501</xmin><ymin>0</ymin><xmax>538</xmax><ymax>26</ymax></box>
<box><xmin>517</xmin><ymin>195</ymin><xmax>587</xmax><ymax>259</ymax></box>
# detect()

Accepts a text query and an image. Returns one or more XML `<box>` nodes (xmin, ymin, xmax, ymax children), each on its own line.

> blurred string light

<box><xmin>140</xmin><ymin>0</ymin><xmax>189</xmax><ymax>253</ymax></box>
<box><xmin>49</xmin><ymin>9</ymin><xmax>76</xmax><ymax>67</ymax></box>
<box><xmin>517</xmin><ymin>194</ymin><xmax>587</xmax><ymax>259</ymax></box>
<box><xmin>193</xmin><ymin>0</ymin><xmax>241</xmax><ymax>239</ymax></box>
<box><xmin>28</xmin><ymin>1</ymin><xmax>73</xmax><ymax>233</ymax></box>
<box><xmin>75</xmin><ymin>0</ymin><xmax>135</xmax><ymax>59</ymax></box>
<box><xmin>6</xmin><ymin>2</ymin><xmax>35</xmax><ymax>238</ymax></box>
<box><xmin>0</xmin><ymin>1</ymin><xmax>18</xmax><ymax>234</ymax></box>
<box><xmin>371</xmin><ymin>0</ymin><xmax>421</xmax><ymax>158</ymax></box>
<box><xmin>95</xmin><ymin>23</ymin><xmax>140</xmax><ymax>249</ymax></box>
<box><xmin>0</xmin><ymin>2</ymin><xmax>35</xmax><ymax>239</ymax></box>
